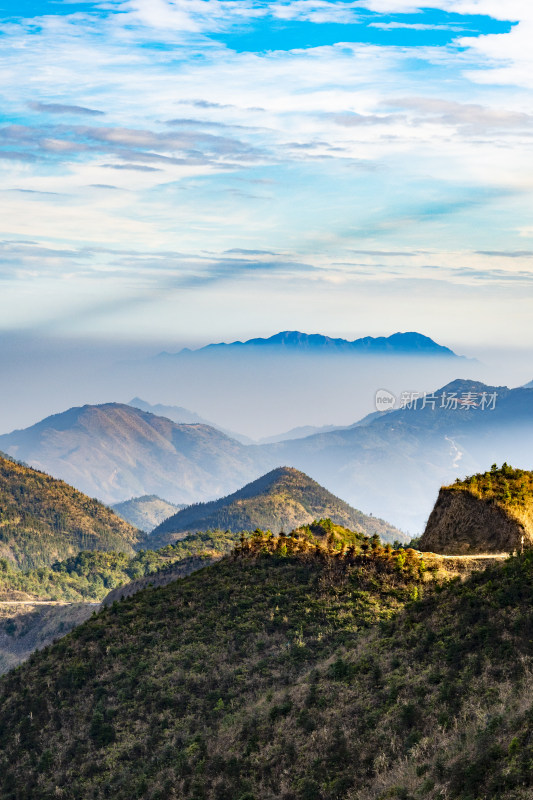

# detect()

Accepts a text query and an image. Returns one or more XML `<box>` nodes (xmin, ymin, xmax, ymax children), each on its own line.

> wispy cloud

<box><xmin>0</xmin><ymin>0</ymin><xmax>532</xmax><ymax>346</ymax></box>
<box><xmin>102</xmin><ymin>163</ymin><xmax>162</xmax><ymax>171</ymax></box>
<box><xmin>384</xmin><ymin>97</ymin><xmax>533</xmax><ymax>132</ymax></box>
<box><xmin>28</xmin><ymin>101</ymin><xmax>105</xmax><ymax>116</ymax></box>
<box><xmin>370</xmin><ymin>22</ymin><xmax>463</xmax><ymax>30</ymax></box>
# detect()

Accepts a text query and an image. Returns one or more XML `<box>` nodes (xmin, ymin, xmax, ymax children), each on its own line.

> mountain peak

<box><xmin>0</xmin><ymin>402</ymin><xmax>258</xmax><ymax>507</ymax></box>
<box><xmin>149</xmin><ymin>466</ymin><xmax>405</xmax><ymax>547</ymax></box>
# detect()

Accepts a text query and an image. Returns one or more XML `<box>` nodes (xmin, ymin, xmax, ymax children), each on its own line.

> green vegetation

<box><xmin>5</xmin><ymin>527</ymin><xmax>531</xmax><ymax>799</ymax></box>
<box><xmin>3</xmin><ymin>515</ymin><xmax>533</xmax><ymax>798</ymax></box>
<box><xmin>451</xmin><ymin>463</ymin><xmax>533</xmax><ymax>508</ymax></box>
<box><xmin>0</xmin><ymin>455</ymin><xmax>142</xmax><ymax>569</ymax></box>
<box><xmin>0</xmin><ymin>539</ymin><xmax>430</xmax><ymax>800</ymax></box>
<box><xmin>0</xmin><ymin>529</ymin><xmax>242</xmax><ymax>602</ymax></box>
<box><xmin>151</xmin><ymin>466</ymin><xmax>406</xmax><ymax>548</ymax></box>
<box><xmin>156</xmin><ymin>528</ymin><xmax>242</xmax><ymax>561</ymax></box>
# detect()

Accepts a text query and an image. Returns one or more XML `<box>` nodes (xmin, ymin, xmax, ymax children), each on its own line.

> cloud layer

<box><xmin>0</xmin><ymin>0</ymin><xmax>532</xmax><ymax>346</ymax></box>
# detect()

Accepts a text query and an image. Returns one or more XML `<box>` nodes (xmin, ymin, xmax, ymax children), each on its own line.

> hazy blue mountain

<box><xmin>136</xmin><ymin>330</ymin><xmax>483</xmax><ymax>441</ymax></box>
<box><xmin>259</xmin><ymin>423</ymin><xmax>348</xmax><ymax>444</ymax></box>
<box><xmin>259</xmin><ymin>410</ymin><xmax>392</xmax><ymax>444</ymax></box>
<box><xmin>269</xmin><ymin>379</ymin><xmax>533</xmax><ymax>533</ymax></box>
<box><xmin>523</xmin><ymin>379</ymin><xmax>533</xmax><ymax>389</ymax></box>
<box><xmin>150</xmin><ymin>466</ymin><xmax>406</xmax><ymax>548</ymax></box>
<box><xmin>128</xmin><ymin>398</ymin><xmax>209</xmax><ymax>425</ymax></box>
<box><xmin>167</xmin><ymin>330</ymin><xmax>466</xmax><ymax>358</ymax></box>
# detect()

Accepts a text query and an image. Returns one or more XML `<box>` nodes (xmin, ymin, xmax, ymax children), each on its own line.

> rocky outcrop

<box><xmin>419</xmin><ymin>488</ymin><xmax>531</xmax><ymax>555</ymax></box>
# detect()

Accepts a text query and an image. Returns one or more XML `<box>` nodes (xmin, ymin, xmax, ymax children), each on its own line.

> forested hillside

<box><xmin>0</xmin><ymin>529</ymin><xmax>241</xmax><ymax>602</ymax></box>
<box><xmin>0</xmin><ymin>455</ymin><xmax>142</xmax><ymax>569</ymax></box>
<box><xmin>1</xmin><ymin>532</ymin><xmax>533</xmax><ymax>799</ymax></box>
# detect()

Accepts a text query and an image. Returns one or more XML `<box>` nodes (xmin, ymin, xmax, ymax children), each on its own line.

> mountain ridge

<box><xmin>167</xmin><ymin>330</ymin><xmax>466</xmax><ymax>358</ymax></box>
<box><xmin>128</xmin><ymin>398</ymin><xmax>253</xmax><ymax>444</ymax></box>
<box><xmin>0</xmin><ymin>403</ymin><xmax>267</xmax><ymax>506</ymax></box>
<box><xmin>149</xmin><ymin>466</ymin><xmax>406</xmax><ymax>547</ymax></box>
<box><xmin>2</xmin><ymin>378</ymin><xmax>532</xmax><ymax>533</ymax></box>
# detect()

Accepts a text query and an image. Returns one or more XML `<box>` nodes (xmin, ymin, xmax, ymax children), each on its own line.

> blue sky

<box><xmin>0</xmin><ymin>0</ymin><xmax>532</xmax><ymax>349</ymax></box>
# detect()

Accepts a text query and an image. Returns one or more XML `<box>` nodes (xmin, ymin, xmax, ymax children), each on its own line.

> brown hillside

<box><xmin>0</xmin><ymin>454</ymin><xmax>143</xmax><ymax>569</ymax></box>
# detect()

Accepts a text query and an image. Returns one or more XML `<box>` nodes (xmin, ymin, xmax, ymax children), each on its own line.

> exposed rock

<box><xmin>419</xmin><ymin>487</ymin><xmax>530</xmax><ymax>554</ymax></box>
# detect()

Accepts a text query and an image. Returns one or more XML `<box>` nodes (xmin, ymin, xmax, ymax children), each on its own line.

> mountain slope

<box><xmin>269</xmin><ymin>379</ymin><xmax>533</xmax><ymax>532</ymax></box>
<box><xmin>112</xmin><ymin>495</ymin><xmax>184</xmax><ymax>532</ymax></box>
<box><xmin>128</xmin><ymin>397</ymin><xmax>210</xmax><ymax>425</ymax></box>
<box><xmin>0</xmin><ymin>403</ymin><xmax>267</xmax><ymax>506</ymax></box>
<box><xmin>0</xmin><ymin>603</ymin><xmax>96</xmax><ymax>676</ymax></box>
<box><xmin>2</xmin><ymin>540</ymin><xmax>533</xmax><ymax>799</ymax></box>
<box><xmin>0</xmin><ymin>530</ymin><xmax>243</xmax><ymax>673</ymax></box>
<box><xmin>128</xmin><ymin>398</ymin><xmax>253</xmax><ymax>444</ymax></box>
<box><xmin>172</xmin><ymin>329</ymin><xmax>464</xmax><ymax>358</ymax></box>
<box><xmin>149</xmin><ymin>467</ymin><xmax>406</xmax><ymax>547</ymax></box>
<box><xmin>0</xmin><ymin>455</ymin><xmax>142</xmax><ymax>569</ymax></box>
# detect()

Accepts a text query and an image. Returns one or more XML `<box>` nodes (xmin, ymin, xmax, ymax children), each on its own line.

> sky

<box><xmin>0</xmin><ymin>0</ymin><xmax>533</xmax><ymax>352</ymax></box>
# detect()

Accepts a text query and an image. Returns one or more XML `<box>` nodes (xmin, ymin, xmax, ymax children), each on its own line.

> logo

<box><xmin>375</xmin><ymin>389</ymin><xmax>396</xmax><ymax>412</ymax></box>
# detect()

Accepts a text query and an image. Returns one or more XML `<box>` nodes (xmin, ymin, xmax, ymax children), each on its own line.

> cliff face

<box><xmin>419</xmin><ymin>488</ymin><xmax>530</xmax><ymax>554</ymax></box>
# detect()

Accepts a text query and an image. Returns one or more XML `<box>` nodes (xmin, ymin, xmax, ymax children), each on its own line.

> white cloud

<box><xmin>369</xmin><ymin>22</ymin><xmax>462</xmax><ymax>30</ymax></box>
<box><xmin>0</xmin><ymin>0</ymin><xmax>533</xmax><ymax>345</ymax></box>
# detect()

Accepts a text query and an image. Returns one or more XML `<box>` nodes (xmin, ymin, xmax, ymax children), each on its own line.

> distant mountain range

<box><xmin>112</xmin><ymin>495</ymin><xmax>186</xmax><ymax>532</ymax></box>
<box><xmin>0</xmin><ymin>403</ymin><xmax>265</xmax><ymax>506</ymax></box>
<box><xmin>265</xmin><ymin>379</ymin><xmax>533</xmax><ymax>531</ymax></box>
<box><xmin>258</xmin><ymin>410</ymin><xmax>389</xmax><ymax>444</ymax></box>
<box><xmin>165</xmin><ymin>330</ymin><xmax>466</xmax><ymax>359</ymax></box>
<box><xmin>128</xmin><ymin>397</ymin><xmax>209</xmax><ymax>425</ymax></box>
<box><xmin>2</xmin><ymin>378</ymin><xmax>532</xmax><ymax>533</ymax></box>
<box><xmin>149</xmin><ymin>467</ymin><xmax>405</xmax><ymax>548</ymax></box>
<box><xmin>0</xmin><ymin>454</ymin><xmax>142</xmax><ymax>569</ymax></box>
<box><xmin>129</xmin><ymin>399</ymin><xmax>385</xmax><ymax>446</ymax></box>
